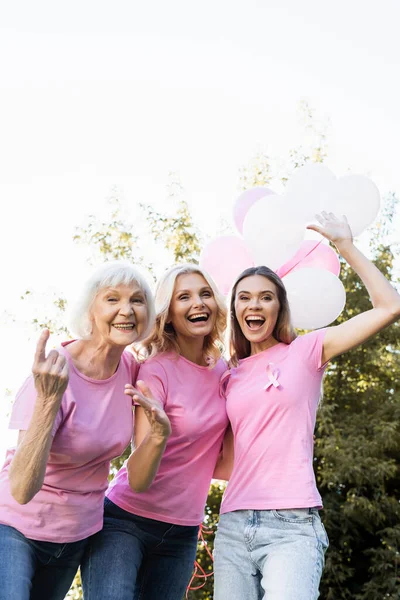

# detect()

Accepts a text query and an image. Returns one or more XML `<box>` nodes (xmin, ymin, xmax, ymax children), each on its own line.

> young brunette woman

<box><xmin>81</xmin><ymin>264</ymin><xmax>229</xmax><ymax>600</ymax></box>
<box><xmin>213</xmin><ymin>213</ymin><xmax>400</xmax><ymax>600</ymax></box>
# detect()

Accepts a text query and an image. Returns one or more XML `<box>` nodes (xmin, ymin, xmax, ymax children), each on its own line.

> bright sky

<box><xmin>1</xmin><ymin>0</ymin><xmax>400</xmax><ymax>458</ymax></box>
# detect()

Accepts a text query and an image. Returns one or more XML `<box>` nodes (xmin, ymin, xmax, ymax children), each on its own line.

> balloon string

<box><xmin>276</xmin><ymin>238</ymin><xmax>323</xmax><ymax>279</ymax></box>
<box><xmin>186</xmin><ymin>524</ymin><xmax>214</xmax><ymax>598</ymax></box>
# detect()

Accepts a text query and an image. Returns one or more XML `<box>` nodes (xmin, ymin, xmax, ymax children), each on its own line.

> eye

<box><xmin>238</xmin><ymin>295</ymin><xmax>249</xmax><ymax>301</ymax></box>
<box><xmin>178</xmin><ymin>294</ymin><xmax>190</xmax><ymax>301</ymax></box>
<box><xmin>202</xmin><ymin>290</ymin><xmax>212</xmax><ymax>298</ymax></box>
<box><xmin>262</xmin><ymin>295</ymin><xmax>272</xmax><ymax>301</ymax></box>
<box><xmin>132</xmin><ymin>297</ymin><xmax>145</xmax><ymax>304</ymax></box>
<box><xmin>107</xmin><ymin>297</ymin><xmax>118</xmax><ymax>302</ymax></box>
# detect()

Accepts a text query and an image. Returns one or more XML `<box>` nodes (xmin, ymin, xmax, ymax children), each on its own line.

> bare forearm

<box><xmin>336</xmin><ymin>241</ymin><xmax>400</xmax><ymax>314</ymax></box>
<box><xmin>126</xmin><ymin>435</ymin><xmax>167</xmax><ymax>493</ymax></box>
<box><xmin>9</xmin><ymin>399</ymin><xmax>59</xmax><ymax>504</ymax></box>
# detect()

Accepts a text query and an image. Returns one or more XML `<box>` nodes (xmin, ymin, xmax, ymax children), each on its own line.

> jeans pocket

<box><xmin>272</xmin><ymin>508</ymin><xmax>313</xmax><ymax>523</ymax></box>
<box><xmin>313</xmin><ymin>514</ymin><xmax>329</xmax><ymax>549</ymax></box>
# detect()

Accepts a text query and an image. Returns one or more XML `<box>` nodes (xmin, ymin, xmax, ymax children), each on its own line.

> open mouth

<box><xmin>112</xmin><ymin>323</ymin><xmax>136</xmax><ymax>331</ymax></box>
<box><xmin>245</xmin><ymin>316</ymin><xmax>266</xmax><ymax>330</ymax></box>
<box><xmin>187</xmin><ymin>313</ymin><xmax>209</xmax><ymax>323</ymax></box>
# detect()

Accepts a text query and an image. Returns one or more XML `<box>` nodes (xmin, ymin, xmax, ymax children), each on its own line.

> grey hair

<box><xmin>69</xmin><ymin>261</ymin><xmax>155</xmax><ymax>341</ymax></box>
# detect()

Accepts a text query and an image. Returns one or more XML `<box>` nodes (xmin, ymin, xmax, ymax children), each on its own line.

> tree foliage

<box><xmin>73</xmin><ymin>196</ymin><xmax>146</xmax><ymax>266</ymax></box>
<box><xmin>315</xmin><ymin>242</ymin><xmax>400</xmax><ymax>599</ymax></box>
<box><xmin>141</xmin><ymin>175</ymin><xmax>201</xmax><ymax>264</ymax></box>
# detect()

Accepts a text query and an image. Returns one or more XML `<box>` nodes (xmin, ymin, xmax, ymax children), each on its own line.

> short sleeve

<box><xmin>219</xmin><ymin>369</ymin><xmax>232</xmax><ymax>399</ymax></box>
<box><xmin>138</xmin><ymin>360</ymin><xmax>168</xmax><ymax>407</ymax></box>
<box><xmin>294</xmin><ymin>329</ymin><xmax>328</xmax><ymax>373</ymax></box>
<box><xmin>9</xmin><ymin>375</ymin><xmax>63</xmax><ymax>437</ymax></box>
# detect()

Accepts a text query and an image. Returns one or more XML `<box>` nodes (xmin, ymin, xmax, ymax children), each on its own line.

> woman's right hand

<box><xmin>125</xmin><ymin>381</ymin><xmax>172</xmax><ymax>442</ymax></box>
<box><xmin>32</xmin><ymin>329</ymin><xmax>69</xmax><ymax>412</ymax></box>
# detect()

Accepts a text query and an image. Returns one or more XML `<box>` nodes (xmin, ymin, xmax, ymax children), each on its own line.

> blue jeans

<box><xmin>81</xmin><ymin>498</ymin><xmax>199</xmax><ymax>600</ymax></box>
<box><xmin>214</xmin><ymin>508</ymin><xmax>329</xmax><ymax>600</ymax></box>
<box><xmin>0</xmin><ymin>523</ymin><xmax>88</xmax><ymax>600</ymax></box>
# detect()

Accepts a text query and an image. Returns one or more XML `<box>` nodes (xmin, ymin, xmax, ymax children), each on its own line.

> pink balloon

<box><xmin>277</xmin><ymin>240</ymin><xmax>340</xmax><ymax>278</ymax></box>
<box><xmin>233</xmin><ymin>187</ymin><xmax>274</xmax><ymax>234</ymax></box>
<box><xmin>200</xmin><ymin>236</ymin><xmax>255</xmax><ymax>296</ymax></box>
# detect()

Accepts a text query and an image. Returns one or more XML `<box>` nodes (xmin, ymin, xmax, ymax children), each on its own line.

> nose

<box><xmin>119</xmin><ymin>301</ymin><xmax>134</xmax><ymax>316</ymax></box>
<box><xmin>193</xmin><ymin>294</ymin><xmax>205</xmax><ymax>308</ymax></box>
<box><xmin>248</xmin><ymin>296</ymin><xmax>261</xmax><ymax>310</ymax></box>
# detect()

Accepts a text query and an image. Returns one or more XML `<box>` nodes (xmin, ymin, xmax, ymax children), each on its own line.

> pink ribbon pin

<box><xmin>264</xmin><ymin>363</ymin><xmax>280</xmax><ymax>390</ymax></box>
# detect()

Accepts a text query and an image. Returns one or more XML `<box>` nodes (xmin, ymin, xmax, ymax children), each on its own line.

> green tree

<box><xmin>73</xmin><ymin>195</ymin><xmax>147</xmax><ymax>267</ymax></box>
<box><xmin>142</xmin><ymin>174</ymin><xmax>201</xmax><ymax>264</ymax></box>
<box><xmin>238</xmin><ymin>99</ymin><xmax>329</xmax><ymax>191</ymax></box>
<box><xmin>314</xmin><ymin>194</ymin><xmax>400</xmax><ymax>600</ymax></box>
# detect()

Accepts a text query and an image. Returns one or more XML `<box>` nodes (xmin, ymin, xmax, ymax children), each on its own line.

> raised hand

<box><xmin>306</xmin><ymin>212</ymin><xmax>353</xmax><ymax>246</ymax></box>
<box><xmin>32</xmin><ymin>329</ymin><xmax>69</xmax><ymax>411</ymax></box>
<box><xmin>125</xmin><ymin>381</ymin><xmax>171</xmax><ymax>442</ymax></box>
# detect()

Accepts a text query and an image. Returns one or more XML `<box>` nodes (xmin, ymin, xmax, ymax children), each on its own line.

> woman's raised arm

<box><xmin>9</xmin><ymin>330</ymin><xmax>69</xmax><ymax>504</ymax></box>
<box><xmin>307</xmin><ymin>213</ymin><xmax>400</xmax><ymax>364</ymax></box>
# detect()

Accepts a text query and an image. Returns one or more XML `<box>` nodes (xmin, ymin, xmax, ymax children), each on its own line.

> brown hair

<box><xmin>140</xmin><ymin>264</ymin><xmax>227</xmax><ymax>366</ymax></box>
<box><xmin>229</xmin><ymin>266</ymin><xmax>296</xmax><ymax>366</ymax></box>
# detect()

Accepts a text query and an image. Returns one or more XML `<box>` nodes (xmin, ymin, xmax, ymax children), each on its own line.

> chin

<box><xmin>113</xmin><ymin>335</ymin><xmax>138</xmax><ymax>346</ymax></box>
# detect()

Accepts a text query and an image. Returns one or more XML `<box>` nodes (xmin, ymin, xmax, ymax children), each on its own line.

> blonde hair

<box><xmin>229</xmin><ymin>266</ymin><xmax>297</xmax><ymax>366</ymax></box>
<box><xmin>141</xmin><ymin>264</ymin><xmax>226</xmax><ymax>365</ymax></box>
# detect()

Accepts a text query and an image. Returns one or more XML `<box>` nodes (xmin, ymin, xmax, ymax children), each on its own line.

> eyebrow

<box><xmin>104</xmin><ymin>288</ymin><xmax>144</xmax><ymax>296</ymax></box>
<box><xmin>237</xmin><ymin>289</ymin><xmax>276</xmax><ymax>296</ymax></box>
<box><xmin>175</xmin><ymin>286</ymin><xmax>212</xmax><ymax>295</ymax></box>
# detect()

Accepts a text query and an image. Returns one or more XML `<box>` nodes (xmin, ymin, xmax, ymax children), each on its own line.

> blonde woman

<box><xmin>82</xmin><ymin>264</ymin><xmax>229</xmax><ymax>600</ymax></box>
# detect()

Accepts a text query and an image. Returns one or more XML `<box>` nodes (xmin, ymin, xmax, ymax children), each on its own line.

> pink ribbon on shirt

<box><xmin>264</xmin><ymin>363</ymin><xmax>280</xmax><ymax>390</ymax></box>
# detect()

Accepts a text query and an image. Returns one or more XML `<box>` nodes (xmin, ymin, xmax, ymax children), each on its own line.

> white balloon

<box><xmin>304</xmin><ymin>228</ymin><xmax>329</xmax><ymax>243</ymax></box>
<box><xmin>285</xmin><ymin>164</ymin><xmax>337</xmax><ymax>223</ymax></box>
<box><xmin>283</xmin><ymin>268</ymin><xmax>346</xmax><ymax>329</ymax></box>
<box><xmin>320</xmin><ymin>175</ymin><xmax>380</xmax><ymax>236</ymax></box>
<box><xmin>243</xmin><ymin>194</ymin><xmax>305</xmax><ymax>270</ymax></box>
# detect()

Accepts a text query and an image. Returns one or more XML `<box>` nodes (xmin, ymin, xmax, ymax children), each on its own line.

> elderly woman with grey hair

<box><xmin>0</xmin><ymin>262</ymin><xmax>171</xmax><ymax>600</ymax></box>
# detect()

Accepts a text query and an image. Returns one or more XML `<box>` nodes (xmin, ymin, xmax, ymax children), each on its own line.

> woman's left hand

<box><xmin>306</xmin><ymin>212</ymin><xmax>353</xmax><ymax>246</ymax></box>
<box><xmin>125</xmin><ymin>381</ymin><xmax>171</xmax><ymax>442</ymax></box>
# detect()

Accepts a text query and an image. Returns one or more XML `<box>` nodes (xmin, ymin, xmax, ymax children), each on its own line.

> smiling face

<box><xmin>234</xmin><ymin>274</ymin><xmax>281</xmax><ymax>354</ymax></box>
<box><xmin>89</xmin><ymin>283</ymin><xmax>148</xmax><ymax>347</ymax></box>
<box><xmin>168</xmin><ymin>273</ymin><xmax>218</xmax><ymax>343</ymax></box>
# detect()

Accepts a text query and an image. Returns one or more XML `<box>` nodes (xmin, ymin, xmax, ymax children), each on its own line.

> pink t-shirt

<box><xmin>0</xmin><ymin>343</ymin><xmax>138</xmax><ymax>543</ymax></box>
<box><xmin>107</xmin><ymin>353</ymin><xmax>228</xmax><ymax>526</ymax></box>
<box><xmin>220</xmin><ymin>329</ymin><xmax>328</xmax><ymax>514</ymax></box>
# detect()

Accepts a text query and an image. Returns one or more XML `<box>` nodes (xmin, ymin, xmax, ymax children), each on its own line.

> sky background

<box><xmin>1</xmin><ymin>0</ymin><xmax>400</xmax><ymax>457</ymax></box>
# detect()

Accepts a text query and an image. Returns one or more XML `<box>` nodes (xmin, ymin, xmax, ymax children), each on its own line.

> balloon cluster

<box><xmin>200</xmin><ymin>164</ymin><xmax>380</xmax><ymax>329</ymax></box>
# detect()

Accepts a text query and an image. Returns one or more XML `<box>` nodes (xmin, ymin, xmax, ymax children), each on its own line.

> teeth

<box><xmin>245</xmin><ymin>316</ymin><xmax>265</xmax><ymax>330</ymax></box>
<box><xmin>188</xmin><ymin>313</ymin><xmax>208</xmax><ymax>321</ymax></box>
<box><xmin>113</xmin><ymin>324</ymin><xmax>135</xmax><ymax>329</ymax></box>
